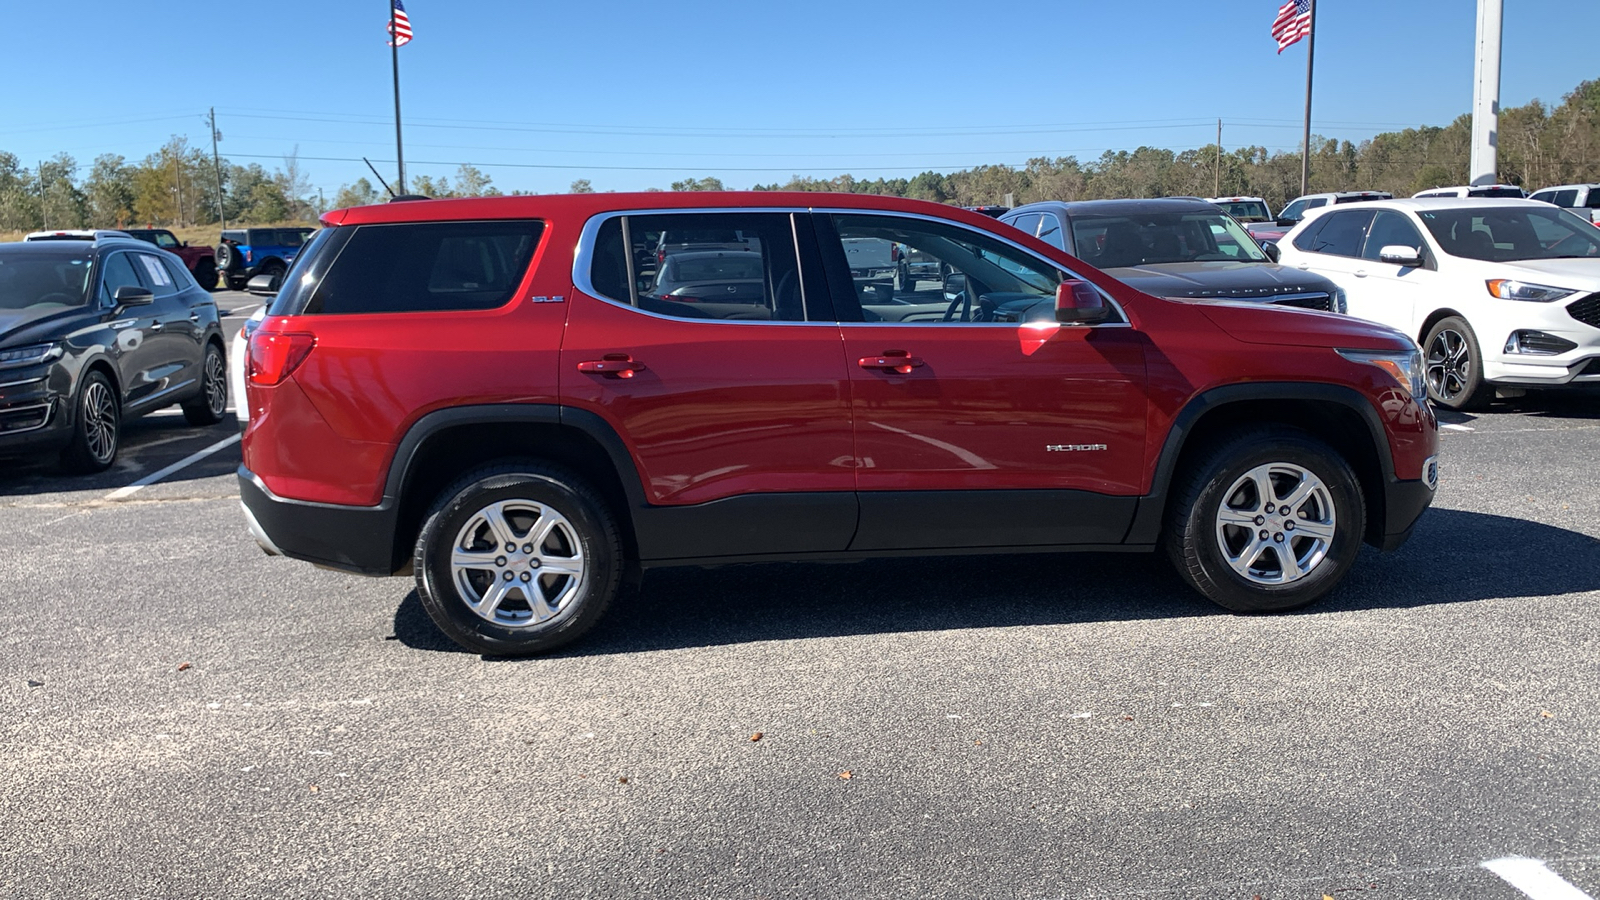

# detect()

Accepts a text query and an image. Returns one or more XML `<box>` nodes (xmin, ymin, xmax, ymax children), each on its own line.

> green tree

<box><xmin>85</xmin><ymin>154</ymin><xmax>136</xmax><ymax>226</ymax></box>
<box><xmin>331</xmin><ymin>178</ymin><xmax>382</xmax><ymax>210</ymax></box>
<box><xmin>568</xmin><ymin>178</ymin><xmax>595</xmax><ymax>194</ymax></box>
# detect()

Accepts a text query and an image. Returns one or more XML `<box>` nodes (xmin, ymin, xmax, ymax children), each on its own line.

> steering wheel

<box><xmin>1545</xmin><ymin>231</ymin><xmax>1598</xmax><ymax>256</ymax></box>
<box><xmin>941</xmin><ymin>288</ymin><xmax>970</xmax><ymax>322</ymax></box>
<box><xmin>29</xmin><ymin>292</ymin><xmax>77</xmax><ymax>307</ymax></box>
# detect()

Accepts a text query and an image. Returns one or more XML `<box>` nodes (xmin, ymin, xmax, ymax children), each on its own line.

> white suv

<box><xmin>1274</xmin><ymin>198</ymin><xmax>1600</xmax><ymax>409</ymax></box>
<box><xmin>1529</xmin><ymin>183</ymin><xmax>1600</xmax><ymax>224</ymax></box>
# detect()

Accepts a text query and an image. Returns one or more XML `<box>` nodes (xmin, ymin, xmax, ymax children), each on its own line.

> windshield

<box><xmin>1418</xmin><ymin>207</ymin><xmax>1600</xmax><ymax>262</ymax></box>
<box><xmin>0</xmin><ymin>252</ymin><xmax>93</xmax><ymax>310</ymax></box>
<box><xmin>1214</xmin><ymin>201</ymin><xmax>1272</xmax><ymax>223</ymax></box>
<box><xmin>1072</xmin><ymin>212</ymin><xmax>1268</xmax><ymax>268</ymax></box>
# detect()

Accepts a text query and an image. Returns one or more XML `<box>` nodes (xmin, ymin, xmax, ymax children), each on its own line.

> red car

<box><xmin>239</xmin><ymin>193</ymin><xmax>1438</xmax><ymax>656</ymax></box>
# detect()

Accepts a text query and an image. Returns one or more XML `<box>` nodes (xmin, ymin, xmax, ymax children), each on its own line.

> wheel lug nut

<box><xmin>522</xmin><ymin>544</ymin><xmax>534</xmax><ymax>554</ymax></box>
<box><xmin>1274</xmin><ymin>533</ymin><xmax>1284</xmax><ymax>542</ymax></box>
<box><xmin>1259</xmin><ymin>529</ymin><xmax>1270</xmax><ymax>540</ymax></box>
<box><xmin>495</xmin><ymin>556</ymin><xmax>507</xmax><ymax>567</ymax></box>
<box><xmin>520</xmin><ymin>572</ymin><xmax>531</xmax><ymax>582</ymax></box>
<box><xmin>505</xmin><ymin>544</ymin><xmax>515</xmax><ymax>553</ymax></box>
<box><xmin>1284</xmin><ymin>521</ymin><xmax>1295</xmax><ymax>531</ymax></box>
<box><xmin>503</xmin><ymin>571</ymin><xmax>514</xmax><ymax>581</ymax></box>
<box><xmin>1264</xmin><ymin>503</ymin><xmax>1275</xmax><ymax>513</ymax></box>
<box><xmin>1254</xmin><ymin>515</ymin><xmax>1266</xmax><ymax>526</ymax></box>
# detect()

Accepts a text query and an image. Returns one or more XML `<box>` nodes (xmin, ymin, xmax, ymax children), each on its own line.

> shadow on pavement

<box><xmin>390</xmin><ymin>506</ymin><xmax>1600</xmax><ymax>658</ymax></box>
<box><xmin>0</xmin><ymin>414</ymin><xmax>240</xmax><ymax>498</ymax></box>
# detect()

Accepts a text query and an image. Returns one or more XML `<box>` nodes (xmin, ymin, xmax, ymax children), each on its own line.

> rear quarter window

<box><xmin>296</xmin><ymin>220</ymin><xmax>543</xmax><ymax>314</ymax></box>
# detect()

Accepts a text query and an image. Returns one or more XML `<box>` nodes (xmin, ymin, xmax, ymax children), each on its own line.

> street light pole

<box><xmin>1469</xmin><ymin>0</ymin><xmax>1503</xmax><ymax>186</ymax></box>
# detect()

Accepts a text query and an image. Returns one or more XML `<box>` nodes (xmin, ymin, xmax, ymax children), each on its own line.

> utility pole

<box><xmin>39</xmin><ymin>160</ymin><xmax>47</xmax><ymax>230</ymax></box>
<box><xmin>1215</xmin><ymin>119</ymin><xmax>1223</xmax><ymax>196</ymax></box>
<box><xmin>1469</xmin><ymin>0</ymin><xmax>1503</xmax><ymax>186</ymax></box>
<box><xmin>209</xmin><ymin>108</ymin><xmax>227</xmax><ymax>228</ymax></box>
<box><xmin>1300</xmin><ymin>0</ymin><xmax>1317</xmax><ymax>197</ymax></box>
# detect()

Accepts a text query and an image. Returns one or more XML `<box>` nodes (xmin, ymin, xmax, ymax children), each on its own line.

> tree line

<box><xmin>5</xmin><ymin>78</ymin><xmax>1595</xmax><ymax>231</ymax></box>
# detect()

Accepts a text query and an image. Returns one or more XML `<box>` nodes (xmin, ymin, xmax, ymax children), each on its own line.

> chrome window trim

<box><xmin>573</xmin><ymin>206</ymin><xmax>1130</xmax><ymax>327</ymax></box>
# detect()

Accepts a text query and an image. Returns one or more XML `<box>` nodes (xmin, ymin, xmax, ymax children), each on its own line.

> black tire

<box><xmin>215</xmin><ymin>243</ymin><xmax>238</xmax><ymax>273</ymax></box>
<box><xmin>895</xmin><ymin>263</ymin><xmax>913</xmax><ymax>293</ymax></box>
<box><xmin>1164</xmin><ymin>426</ymin><xmax>1365</xmax><ymax>613</ymax></box>
<box><xmin>181</xmin><ymin>344</ymin><xmax>228</xmax><ymax>426</ymax></box>
<box><xmin>193</xmin><ymin>259</ymin><xmax>218</xmax><ymax>292</ymax></box>
<box><xmin>59</xmin><ymin>371</ymin><xmax>120</xmax><ymax>474</ymax></box>
<box><xmin>259</xmin><ymin>261</ymin><xmax>286</xmax><ymax>290</ymax></box>
<box><xmin>1423</xmin><ymin>316</ymin><xmax>1493</xmax><ymax>411</ymax></box>
<box><xmin>414</xmin><ymin>462</ymin><xmax>623</xmax><ymax>656</ymax></box>
<box><xmin>226</xmin><ymin>276</ymin><xmax>247</xmax><ymax>292</ymax></box>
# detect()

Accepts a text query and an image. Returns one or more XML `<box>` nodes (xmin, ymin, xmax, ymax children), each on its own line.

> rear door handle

<box><xmin>858</xmin><ymin>351</ymin><xmax>924</xmax><ymax>374</ymax></box>
<box><xmin>577</xmin><ymin>354</ymin><xmax>646</xmax><ymax>379</ymax></box>
<box><xmin>1354</xmin><ymin>269</ymin><xmax>1368</xmax><ymax>278</ymax></box>
<box><xmin>149</xmin><ymin>322</ymin><xmax>164</xmax><ymax>331</ymax></box>
<box><xmin>110</xmin><ymin>320</ymin><xmax>138</xmax><ymax>330</ymax></box>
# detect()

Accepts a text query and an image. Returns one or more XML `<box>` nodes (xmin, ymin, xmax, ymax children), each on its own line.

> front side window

<box><xmin>1552</xmin><ymin>189</ymin><xmax>1580</xmax><ymax>207</ymax></box>
<box><xmin>827</xmin><ymin>214</ymin><xmax>1093</xmax><ymax>325</ymax></box>
<box><xmin>97</xmin><ymin>252</ymin><xmax>144</xmax><ymax>307</ymax></box>
<box><xmin>1004</xmin><ymin>213</ymin><xmax>1040</xmax><ymax>238</ymax></box>
<box><xmin>1305</xmin><ymin>210</ymin><xmax>1375</xmax><ymax>258</ymax></box>
<box><xmin>1360</xmin><ymin>211</ymin><xmax>1427</xmax><ymax>261</ymax></box>
<box><xmin>1280</xmin><ymin>199</ymin><xmax>1310</xmax><ymax>221</ymax></box>
<box><xmin>302</xmin><ymin>220</ymin><xmax>542</xmax><ymax>314</ymax></box>
<box><xmin>587</xmin><ymin>212</ymin><xmax>806</xmax><ymax>322</ymax></box>
<box><xmin>1036</xmin><ymin>214</ymin><xmax>1066</xmax><ymax>251</ymax></box>
<box><xmin>1419</xmin><ymin>207</ymin><xmax>1600</xmax><ymax>262</ymax></box>
<box><xmin>1586</xmin><ymin>190</ymin><xmax>1600</xmax><ymax>210</ymax></box>
<box><xmin>153</xmin><ymin>232</ymin><xmax>179</xmax><ymax>249</ymax></box>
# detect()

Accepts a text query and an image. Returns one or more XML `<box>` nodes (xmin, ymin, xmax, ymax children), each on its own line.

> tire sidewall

<box><xmin>63</xmin><ymin>371</ymin><xmax>119</xmax><ymax>473</ymax></box>
<box><xmin>416</xmin><ymin>469</ymin><xmax>620</xmax><ymax>656</ymax></box>
<box><xmin>1183</xmin><ymin>434</ymin><xmax>1364</xmax><ymax>612</ymax></box>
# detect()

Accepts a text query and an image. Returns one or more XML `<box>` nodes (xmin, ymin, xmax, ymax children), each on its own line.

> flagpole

<box><xmin>390</xmin><ymin>1</ymin><xmax>406</xmax><ymax>194</ymax></box>
<box><xmin>1300</xmin><ymin>0</ymin><xmax>1316</xmax><ymax>197</ymax></box>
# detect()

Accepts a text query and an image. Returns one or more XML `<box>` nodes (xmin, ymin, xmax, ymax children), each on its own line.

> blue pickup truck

<box><xmin>216</xmin><ymin>227</ymin><xmax>315</xmax><ymax>291</ymax></box>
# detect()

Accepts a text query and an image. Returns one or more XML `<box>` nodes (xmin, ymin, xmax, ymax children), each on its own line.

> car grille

<box><xmin>1567</xmin><ymin>292</ymin><xmax>1600</xmax><ymax>328</ymax></box>
<box><xmin>1268</xmin><ymin>293</ymin><xmax>1334</xmax><ymax>312</ymax></box>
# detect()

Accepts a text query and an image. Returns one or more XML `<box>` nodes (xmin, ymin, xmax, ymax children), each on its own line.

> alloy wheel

<box><xmin>449</xmin><ymin>500</ymin><xmax>586</xmax><ymax>628</ymax></box>
<box><xmin>81</xmin><ymin>380</ymin><xmax>118</xmax><ymax>464</ymax></box>
<box><xmin>1426</xmin><ymin>328</ymin><xmax>1471</xmax><ymax>403</ymax></box>
<box><xmin>1213</xmin><ymin>462</ymin><xmax>1337</xmax><ymax>586</ymax></box>
<box><xmin>204</xmin><ymin>352</ymin><xmax>227</xmax><ymax>417</ymax></box>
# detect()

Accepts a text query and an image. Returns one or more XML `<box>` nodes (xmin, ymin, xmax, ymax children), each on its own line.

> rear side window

<box><xmin>299</xmin><ymin>220</ymin><xmax>542</xmax><ymax>314</ymax></box>
<box><xmin>587</xmin><ymin>212</ymin><xmax>809</xmax><ymax>322</ymax></box>
<box><xmin>1552</xmin><ymin>189</ymin><xmax>1580</xmax><ymax>207</ymax></box>
<box><xmin>134</xmin><ymin>252</ymin><xmax>178</xmax><ymax>297</ymax></box>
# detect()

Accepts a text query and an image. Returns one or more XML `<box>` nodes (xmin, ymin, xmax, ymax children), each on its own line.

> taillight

<box><xmin>891</xmin><ymin>243</ymin><xmax>902</xmax><ymax>262</ymax></box>
<box><xmin>247</xmin><ymin>332</ymin><xmax>316</xmax><ymax>386</ymax></box>
<box><xmin>244</xmin><ymin>249</ymin><xmax>254</xmax><ymax>263</ymax></box>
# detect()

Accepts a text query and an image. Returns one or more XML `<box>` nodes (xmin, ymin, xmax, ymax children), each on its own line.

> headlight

<box><xmin>0</xmin><ymin>343</ymin><xmax>64</xmax><ymax>369</ymax></box>
<box><xmin>1330</xmin><ymin>287</ymin><xmax>1347</xmax><ymax>314</ymax></box>
<box><xmin>1486</xmin><ymin>279</ymin><xmax>1576</xmax><ymax>302</ymax></box>
<box><xmin>1337</xmin><ymin>347</ymin><xmax>1425</xmax><ymax>401</ymax></box>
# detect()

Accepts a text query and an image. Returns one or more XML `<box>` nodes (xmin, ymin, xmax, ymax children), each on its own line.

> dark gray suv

<box><xmin>0</xmin><ymin>234</ymin><xmax>228</xmax><ymax>472</ymax></box>
<box><xmin>1001</xmin><ymin>199</ymin><xmax>1347</xmax><ymax>312</ymax></box>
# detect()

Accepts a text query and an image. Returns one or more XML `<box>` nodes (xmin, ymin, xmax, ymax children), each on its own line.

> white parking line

<box><xmin>1441</xmin><ymin>423</ymin><xmax>1475</xmax><ymax>432</ymax></box>
<box><xmin>1483</xmin><ymin>857</ymin><xmax>1595</xmax><ymax>900</ymax></box>
<box><xmin>104</xmin><ymin>433</ymin><xmax>241</xmax><ymax>501</ymax></box>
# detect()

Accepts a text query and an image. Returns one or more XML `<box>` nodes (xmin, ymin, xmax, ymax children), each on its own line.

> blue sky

<box><xmin>3</xmin><ymin>0</ymin><xmax>1595</xmax><ymax>197</ymax></box>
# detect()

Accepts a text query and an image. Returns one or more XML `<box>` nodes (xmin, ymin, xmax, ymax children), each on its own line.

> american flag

<box><xmin>1271</xmin><ymin>0</ymin><xmax>1312</xmax><ymax>53</ymax></box>
<box><xmin>387</xmin><ymin>0</ymin><xmax>413</xmax><ymax>46</ymax></box>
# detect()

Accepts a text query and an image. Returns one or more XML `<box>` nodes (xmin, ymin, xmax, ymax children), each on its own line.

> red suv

<box><xmin>239</xmin><ymin>193</ymin><xmax>1438</xmax><ymax>656</ymax></box>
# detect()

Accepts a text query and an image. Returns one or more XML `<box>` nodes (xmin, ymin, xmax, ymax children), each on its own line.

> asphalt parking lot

<box><xmin>2</xmin><ymin>341</ymin><xmax>1597</xmax><ymax>898</ymax></box>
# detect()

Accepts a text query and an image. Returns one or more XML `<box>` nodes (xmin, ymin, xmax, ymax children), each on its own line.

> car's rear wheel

<box><xmin>181</xmin><ymin>344</ymin><xmax>228</xmax><ymax>425</ymax></box>
<box><xmin>1165</xmin><ymin>427</ymin><xmax>1365</xmax><ymax>613</ymax></box>
<box><xmin>415</xmin><ymin>462</ymin><xmax>622</xmax><ymax>656</ymax></box>
<box><xmin>1423</xmin><ymin>316</ymin><xmax>1492</xmax><ymax>410</ymax></box>
<box><xmin>60</xmin><ymin>371</ymin><xmax>120</xmax><ymax>474</ymax></box>
<box><xmin>895</xmin><ymin>263</ymin><xmax>913</xmax><ymax>293</ymax></box>
<box><xmin>193</xmin><ymin>259</ymin><xmax>218</xmax><ymax>292</ymax></box>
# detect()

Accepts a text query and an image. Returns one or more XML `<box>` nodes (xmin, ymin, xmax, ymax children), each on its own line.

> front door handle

<box><xmin>1354</xmin><ymin>269</ymin><xmax>1368</xmax><ymax>278</ymax></box>
<box><xmin>109</xmin><ymin>320</ymin><xmax>138</xmax><ymax>330</ymax></box>
<box><xmin>858</xmin><ymin>351</ymin><xmax>924</xmax><ymax>374</ymax></box>
<box><xmin>149</xmin><ymin>322</ymin><xmax>164</xmax><ymax>331</ymax></box>
<box><xmin>577</xmin><ymin>354</ymin><xmax>646</xmax><ymax>379</ymax></box>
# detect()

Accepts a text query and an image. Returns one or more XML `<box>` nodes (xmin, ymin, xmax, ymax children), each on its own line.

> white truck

<box><xmin>1529</xmin><ymin>183</ymin><xmax>1600</xmax><ymax>224</ymax></box>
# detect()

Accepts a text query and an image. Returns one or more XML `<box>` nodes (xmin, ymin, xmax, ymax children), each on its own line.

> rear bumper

<box><xmin>238</xmin><ymin>466</ymin><xmax>401</xmax><ymax>576</ymax></box>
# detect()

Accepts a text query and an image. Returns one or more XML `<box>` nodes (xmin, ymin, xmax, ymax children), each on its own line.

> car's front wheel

<box><xmin>60</xmin><ymin>371</ymin><xmax>120</xmax><ymax>474</ymax></box>
<box><xmin>415</xmin><ymin>462</ymin><xmax>622</xmax><ymax>656</ymax></box>
<box><xmin>1165</xmin><ymin>427</ymin><xmax>1365</xmax><ymax>613</ymax></box>
<box><xmin>193</xmin><ymin>258</ymin><xmax>218</xmax><ymax>292</ymax></box>
<box><xmin>1423</xmin><ymin>316</ymin><xmax>1493</xmax><ymax>410</ymax></box>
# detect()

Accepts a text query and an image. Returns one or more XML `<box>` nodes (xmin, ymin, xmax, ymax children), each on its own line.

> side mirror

<box><xmin>182</xmin><ymin>240</ymin><xmax>190</xmax><ymax>247</ymax></box>
<box><xmin>1276</xmin><ymin>216</ymin><xmax>1298</xmax><ymax>227</ymax></box>
<box><xmin>1378</xmin><ymin>245</ymin><xmax>1424</xmax><ymax>267</ymax></box>
<box><xmin>1260</xmin><ymin>240</ymin><xmax>1281</xmax><ymax>263</ymax></box>
<box><xmin>246</xmin><ymin>273</ymin><xmax>281</xmax><ymax>296</ymax></box>
<box><xmin>113</xmin><ymin>285</ymin><xmax>154</xmax><ymax>308</ymax></box>
<box><xmin>1055</xmin><ymin>279</ymin><xmax>1110</xmax><ymax>325</ymax></box>
<box><xmin>941</xmin><ymin>272</ymin><xmax>968</xmax><ymax>300</ymax></box>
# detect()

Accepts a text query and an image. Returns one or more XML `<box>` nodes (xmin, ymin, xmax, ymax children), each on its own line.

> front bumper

<box><xmin>0</xmin><ymin>373</ymin><xmax>70</xmax><ymax>457</ymax></box>
<box><xmin>1378</xmin><ymin>463</ymin><xmax>1437</xmax><ymax>552</ymax></box>
<box><xmin>238</xmin><ymin>466</ymin><xmax>402</xmax><ymax>576</ymax></box>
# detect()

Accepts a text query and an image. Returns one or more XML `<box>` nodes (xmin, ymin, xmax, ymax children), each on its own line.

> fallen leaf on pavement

<box><xmin>838</xmin><ymin>771</ymin><xmax>853</xmax><ymax>780</ymax></box>
<box><xmin>1540</xmin><ymin>710</ymin><xmax>1554</xmax><ymax>719</ymax></box>
<box><xmin>618</xmin><ymin>777</ymin><xmax>629</xmax><ymax>784</ymax></box>
<box><xmin>750</xmin><ymin>732</ymin><xmax>763</xmax><ymax>742</ymax></box>
<box><xmin>177</xmin><ymin>663</ymin><xmax>192</xmax><ymax>672</ymax></box>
